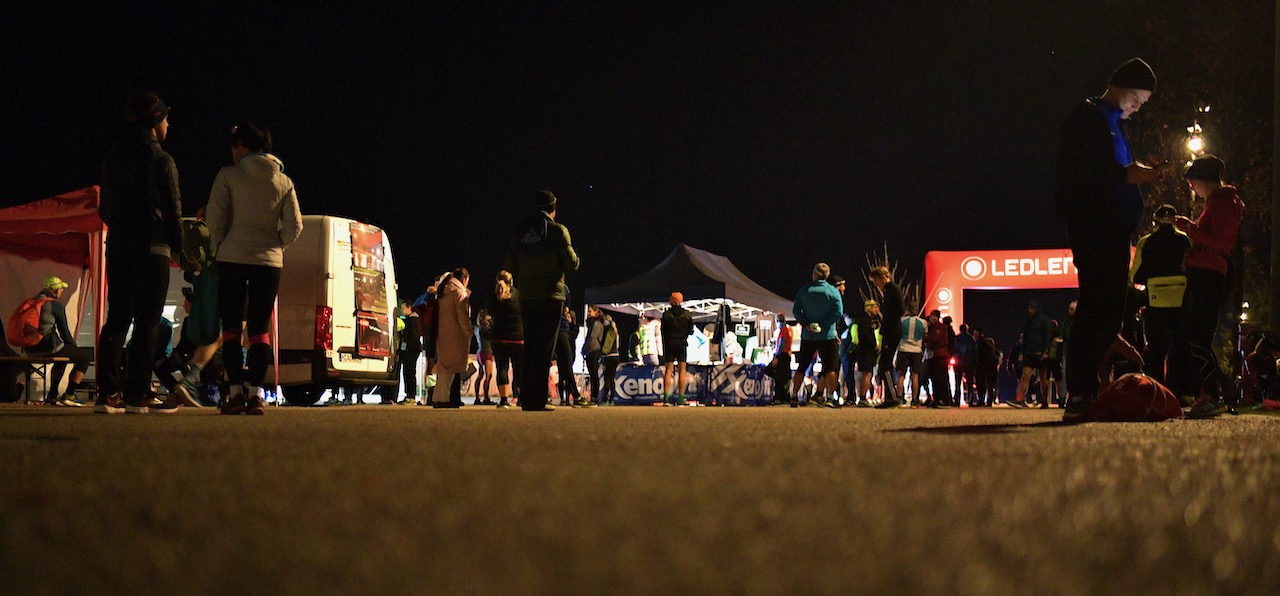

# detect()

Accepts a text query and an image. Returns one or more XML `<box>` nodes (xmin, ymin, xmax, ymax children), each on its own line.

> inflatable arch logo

<box><xmin>924</xmin><ymin>249</ymin><xmax>1080</xmax><ymax>326</ymax></box>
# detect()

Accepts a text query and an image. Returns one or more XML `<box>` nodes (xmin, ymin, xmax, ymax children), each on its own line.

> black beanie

<box><xmin>535</xmin><ymin>190</ymin><xmax>558</xmax><ymax>211</ymax></box>
<box><xmin>1184</xmin><ymin>155</ymin><xmax>1225</xmax><ymax>182</ymax></box>
<box><xmin>1109</xmin><ymin>58</ymin><xmax>1156</xmax><ymax>92</ymax></box>
<box><xmin>125</xmin><ymin>91</ymin><xmax>169</xmax><ymax>128</ymax></box>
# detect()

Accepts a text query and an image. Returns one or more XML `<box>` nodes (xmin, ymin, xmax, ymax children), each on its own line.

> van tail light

<box><xmin>315</xmin><ymin>306</ymin><xmax>333</xmax><ymax>351</ymax></box>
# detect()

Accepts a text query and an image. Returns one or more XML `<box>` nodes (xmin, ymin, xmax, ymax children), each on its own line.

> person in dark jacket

<box><xmin>974</xmin><ymin>328</ymin><xmax>1000</xmax><ymax>407</ymax></box>
<box><xmin>1168</xmin><ymin>156</ymin><xmax>1245</xmax><ymax>418</ymax></box>
<box><xmin>953</xmin><ymin>323</ymin><xmax>978</xmax><ymax>406</ymax></box>
<box><xmin>1055</xmin><ymin>58</ymin><xmax>1161</xmax><ymax>421</ymax></box>
<box><xmin>1010</xmin><ymin>300</ymin><xmax>1053</xmax><ymax>407</ymax></box>
<box><xmin>96</xmin><ymin>91</ymin><xmax>184</xmax><ymax>414</ymax></box>
<box><xmin>505</xmin><ymin>190</ymin><xmax>579</xmax><ymax>411</ymax></box>
<box><xmin>556</xmin><ymin>304</ymin><xmax>585</xmax><ymax>407</ymax></box>
<box><xmin>582</xmin><ymin>305</ymin><xmax>606</xmax><ymax>404</ymax></box>
<box><xmin>487</xmin><ymin>270</ymin><xmax>524</xmax><ymax>409</ymax></box>
<box><xmin>1130</xmin><ymin>204</ymin><xmax>1190</xmax><ymax>384</ymax></box>
<box><xmin>660</xmin><ymin>292</ymin><xmax>695</xmax><ymax>405</ymax></box>
<box><xmin>870</xmin><ymin>266</ymin><xmax>906</xmax><ymax>408</ymax></box>
<box><xmin>395</xmin><ymin>299</ymin><xmax>423</xmax><ymax>405</ymax></box>
<box><xmin>923</xmin><ymin>311</ymin><xmax>952</xmax><ymax>408</ymax></box>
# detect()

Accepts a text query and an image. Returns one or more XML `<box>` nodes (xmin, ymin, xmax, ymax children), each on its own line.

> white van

<box><xmin>271</xmin><ymin>215</ymin><xmax>399</xmax><ymax>405</ymax></box>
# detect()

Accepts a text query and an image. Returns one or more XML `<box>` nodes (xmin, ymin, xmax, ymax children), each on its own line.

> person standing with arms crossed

<box><xmin>1055</xmin><ymin>58</ymin><xmax>1160</xmax><ymax>421</ymax></box>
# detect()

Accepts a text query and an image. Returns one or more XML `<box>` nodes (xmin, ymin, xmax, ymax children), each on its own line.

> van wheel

<box><xmin>283</xmin><ymin>384</ymin><xmax>323</xmax><ymax>406</ymax></box>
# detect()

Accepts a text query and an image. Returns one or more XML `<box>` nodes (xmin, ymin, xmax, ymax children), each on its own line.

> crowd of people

<box><xmin>5</xmin><ymin>57</ymin><xmax>1268</xmax><ymax>419</ymax></box>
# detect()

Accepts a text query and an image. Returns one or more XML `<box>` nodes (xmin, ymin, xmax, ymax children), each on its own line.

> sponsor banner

<box><xmin>926</xmin><ymin>248</ymin><xmax>1092</xmax><ymax>328</ymax></box>
<box><xmin>615</xmin><ymin>363</ymin><xmax>774</xmax><ymax>405</ymax></box>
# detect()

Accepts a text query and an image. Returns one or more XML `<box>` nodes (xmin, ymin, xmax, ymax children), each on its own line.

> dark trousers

<box><xmin>556</xmin><ymin>331</ymin><xmax>581</xmax><ymax>402</ymax></box>
<box><xmin>601</xmin><ymin>355</ymin><xmax>619</xmax><ymax>402</ymax></box>
<box><xmin>1142</xmin><ymin>306</ymin><xmax>1180</xmax><ymax>385</ymax></box>
<box><xmin>584</xmin><ymin>350</ymin><xmax>601</xmax><ymax>401</ymax></box>
<box><xmin>217</xmin><ymin>262</ymin><xmax>282</xmax><ymax>387</ymax></box>
<box><xmin>878</xmin><ymin>335</ymin><xmax>901</xmax><ymax>403</ymax></box>
<box><xmin>953</xmin><ymin>362</ymin><xmax>976</xmax><ymax>405</ymax></box>
<box><xmin>927</xmin><ymin>357</ymin><xmax>952</xmax><ymax>404</ymax></box>
<box><xmin>841</xmin><ymin>348</ymin><xmax>855</xmax><ymax>400</ymax></box>
<box><xmin>30</xmin><ymin>344</ymin><xmax>92</xmax><ymax>401</ymax></box>
<box><xmin>493</xmin><ymin>340</ymin><xmax>523</xmax><ymax>390</ymax></box>
<box><xmin>976</xmin><ymin>363</ymin><xmax>998</xmax><ymax>406</ymax></box>
<box><xmin>397</xmin><ymin>351</ymin><xmax>420</xmax><ymax>401</ymax></box>
<box><xmin>98</xmin><ymin>251</ymin><xmax>170</xmax><ymax>399</ymax></box>
<box><xmin>771</xmin><ymin>353</ymin><xmax>792</xmax><ymax>402</ymax></box>
<box><xmin>1167</xmin><ymin>269</ymin><xmax>1230</xmax><ymax>400</ymax></box>
<box><xmin>1065</xmin><ymin>222</ymin><xmax>1131</xmax><ymax>397</ymax></box>
<box><xmin>518</xmin><ymin>299</ymin><xmax>563</xmax><ymax>409</ymax></box>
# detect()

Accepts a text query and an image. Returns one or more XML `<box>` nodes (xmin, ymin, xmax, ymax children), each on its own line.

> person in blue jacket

<box><xmin>790</xmin><ymin>263</ymin><xmax>844</xmax><ymax>407</ymax></box>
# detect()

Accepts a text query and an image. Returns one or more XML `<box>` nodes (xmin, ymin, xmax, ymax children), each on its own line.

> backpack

<box><xmin>601</xmin><ymin>323</ymin><xmax>618</xmax><ymax>355</ymax></box>
<box><xmin>179</xmin><ymin>219</ymin><xmax>213</xmax><ymax>273</ymax></box>
<box><xmin>7</xmin><ymin>297</ymin><xmax>53</xmax><ymax>348</ymax></box>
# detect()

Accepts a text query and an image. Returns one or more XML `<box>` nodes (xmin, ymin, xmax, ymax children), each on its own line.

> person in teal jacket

<box><xmin>790</xmin><ymin>263</ymin><xmax>844</xmax><ymax>406</ymax></box>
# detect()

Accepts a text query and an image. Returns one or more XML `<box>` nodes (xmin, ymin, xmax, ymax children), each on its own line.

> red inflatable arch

<box><xmin>923</xmin><ymin>249</ymin><xmax>1080</xmax><ymax>326</ymax></box>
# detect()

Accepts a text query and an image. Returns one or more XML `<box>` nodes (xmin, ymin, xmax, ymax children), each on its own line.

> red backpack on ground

<box><xmin>6</xmin><ymin>297</ymin><xmax>53</xmax><ymax>348</ymax></box>
<box><xmin>1082</xmin><ymin>373</ymin><xmax>1184</xmax><ymax>422</ymax></box>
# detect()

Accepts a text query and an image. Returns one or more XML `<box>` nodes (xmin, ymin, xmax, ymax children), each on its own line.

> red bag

<box><xmin>6</xmin><ymin>297</ymin><xmax>53</xmax><ymax>348</ymax></box>
<box><xmin>413</xmin><ymin>299</ymin><xmax>439</xmax><ymax>343</ymax></box>
<box><xmin>1083</xmin><ymin>373</ymin><xmax>1184</xmax><ymax>422</ymax></box>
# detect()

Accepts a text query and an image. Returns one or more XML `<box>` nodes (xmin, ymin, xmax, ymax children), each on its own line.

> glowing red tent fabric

<box><xmin>0</xmin><ymin>186</ymin><xmax>103</xmax><ymax>267</ymax></box>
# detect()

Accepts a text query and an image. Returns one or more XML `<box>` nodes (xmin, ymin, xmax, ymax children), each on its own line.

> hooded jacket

<box><xmin>1176</xmin><ymin>185</ymin><xmax>1244</xmax><ymax>275</ymax></box>
<box><xmin>661</xmin><ymin>304</ymin><xmax>694</xmax><ymax>346</ymax></box>
<box><xmin>504</xmin><ymin>211</ymin><xmax>579</xmax><ymax>301</ymax></box>
<box><xmin>207</xmin><ymin>153</ymin><xmax>303</xmax><ymax>268</ymax></box>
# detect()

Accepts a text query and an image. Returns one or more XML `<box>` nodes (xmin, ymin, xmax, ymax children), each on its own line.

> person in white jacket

<box><xmin>205</xmin><ymin>121</ymin><xmax>303</xmax><ymax>415</ymax></box>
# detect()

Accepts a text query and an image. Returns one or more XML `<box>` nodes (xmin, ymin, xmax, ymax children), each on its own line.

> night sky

<box><xmin>2</xmin><ymin>3</ymin><xmax>1273</xmax><ymax>348</ymax></box>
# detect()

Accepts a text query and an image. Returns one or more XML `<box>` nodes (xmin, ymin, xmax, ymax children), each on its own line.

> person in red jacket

<box><xmin>1167</xmin><ymin>155</ymin><xmax>1244</xmax><ymax>418</ymax></box>
<box><xmin>923</xmin><ymin>310</ymin><xmax>953</xmax><ymax>407</ymax></box>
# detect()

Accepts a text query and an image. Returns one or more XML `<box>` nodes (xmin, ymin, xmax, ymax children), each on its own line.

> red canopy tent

<box><xmin>0</xmin><ymin>186</ymin><xmax>107</xmax><ymax>353</ymax></box>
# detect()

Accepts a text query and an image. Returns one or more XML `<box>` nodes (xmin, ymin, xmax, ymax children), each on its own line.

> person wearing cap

<box><xmin>1129</xmin><ymin>204</ymin><xmax>1191</xmax><ymax>385</ymax></box>
<box><xmin>660</xmin><ymin>291</ymin><xmax>695</xmax><ymax>405</ymax></box>
<box><xmin>505</xmin><ymin>190</ymin><xmax>579</xmax><ymax>411</ymax></box>
<box><xmin>869</xmin><ymin>266</ymin><xmax>906</xmax><ymax>408</ymax></box>
<box><xmin>1055</xmin><ymin>58</ymin><xmax>1162</xmax><ymax>421</ymax></box>
<box><xmin>96</xmin><ymin>91</ymin><xmax>184</xmax><ymax>414</ymax></box>
<box><xmin>1167</xmin><ymin>155</ymin><xmax>1244</xmax><ymax>418</ymax></box>
<box><xmin>790</xmin><ymin>264</ymin><xmax>844</xmax><ymax>408</ymax></box>
<box><xmin>21</xmin><ymin>277</ymin><xmax>91</xmax><ymax>406</ymax></box>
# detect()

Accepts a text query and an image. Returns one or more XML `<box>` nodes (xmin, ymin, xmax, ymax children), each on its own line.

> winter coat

<box><xmin>583</xmin><ymin>315</ymin><xmax>605</xmax><ymax>355</ymax></box>
<box><xmin>434</xmin><ymin>277</ymin><xmax>472</xmax><ymax>374</ymax></box>
<box><xmin>504</xmin><ymin>211</ymin><xmax>579</xmax><ymax>301</ymax></box>
<box><xmin>207</xmin><ymin>153</ymin><xmax>303</xmax><ymax>268</ymax></box>
<box><xmin>99</xmin><ymin>134</ymin><xmax>183</xmax><ymax>257</ymax></box>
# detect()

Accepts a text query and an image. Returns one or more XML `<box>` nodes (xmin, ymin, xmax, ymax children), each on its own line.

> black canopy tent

<box><xmin>583</xmin><ymin>244</ymin><xmax>793</xmax><ymax>321</ymax></box>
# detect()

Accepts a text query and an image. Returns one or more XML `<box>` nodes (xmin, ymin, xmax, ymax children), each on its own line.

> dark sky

<box><xmin>2</xmin><ymin>2</ymin><xmax>1273</xmax><ymax>338</ymax></box>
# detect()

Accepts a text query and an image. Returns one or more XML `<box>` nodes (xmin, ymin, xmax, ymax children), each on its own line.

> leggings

<box><xmin>217</xmin><ymin>262</ymin><xmax>282</xmax><ymax>387</ymax></box>
<box><xmin>492</xmin><ymin>340</ymin><xmax>523</xmax><ymax>388</ymax></box>
<box><xmin>601</xmin><ymin>355</ymin><xmax>620</xmax><ymax>401</ymax></box>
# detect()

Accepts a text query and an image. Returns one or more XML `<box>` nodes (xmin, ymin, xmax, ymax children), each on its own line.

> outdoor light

<box><xmin>1187</xmin><ymin>135</ymin><xmax>1204</xmax><ymax>154</ymax></box>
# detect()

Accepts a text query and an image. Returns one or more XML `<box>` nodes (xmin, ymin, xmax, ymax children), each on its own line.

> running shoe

<box><xmin>1185</xmin><ymin>400</ymin><xmax>1229</xmax><ymax>420</ymax></box>
<box><xmin>94</xmin><ymin>392</ymin><xmax>125</xmax><ymax>415</ymax></box>
<box><xmin>1062</xmin><ymin>394</ymin><xmax>1096</xmax><ymax>423</ymax></box>
<box><xmin>246</xmin><ymin>394</ymin><xmax>267</xmax><ymax>416</ymax></box>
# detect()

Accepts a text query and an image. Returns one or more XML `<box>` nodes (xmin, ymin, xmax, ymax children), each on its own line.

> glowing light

<box><xmin>1187</xmin><ymin>135</ymin><xmax>1204</xmax><ymax>154</ymax></box>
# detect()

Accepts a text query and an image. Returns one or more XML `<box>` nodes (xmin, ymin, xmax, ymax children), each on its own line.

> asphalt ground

<box><xmin>2</xmin><ymin>403</ymin><xmax>1279</xmax><ymax>595</ymax></box>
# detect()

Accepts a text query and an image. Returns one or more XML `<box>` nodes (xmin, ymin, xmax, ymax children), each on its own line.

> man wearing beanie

<box><xmin>1129</xmin><ymin>204</ymin><xmax>1191</xmax><ymax>385</ymax></box>
<box><xmin>505</xmin><ymin>190</ymin><xmax>579</xmax><ymax>411</ymax></box>
<box><xmin>95</xmin><ymin>91</ymin><xmax>184</xmax><ymax>414</ymax></box>
<box><xmin>1167</xmin><ymin>156</ymin><xmax>1244</xmax><ymax>418</ymax></box>
<box><xmin>1054</xmin><ymin>58</ymin><xmax>1161</xmax><ymax>421</ymax></box>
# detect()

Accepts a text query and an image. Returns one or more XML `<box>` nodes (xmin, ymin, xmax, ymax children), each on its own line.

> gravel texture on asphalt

<box><xmin>2</xmin><ymin>404</ymin><xmax>1279</xmax><ymax>595</ymax></box>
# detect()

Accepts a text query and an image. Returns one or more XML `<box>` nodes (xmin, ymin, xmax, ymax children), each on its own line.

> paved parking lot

<box><xmin>3</xmin><ymin>404</ymin><xmax>1279</xmax><ymax>595</ymax></box>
